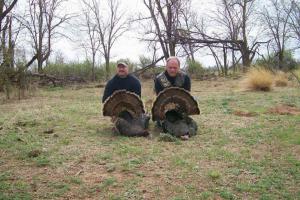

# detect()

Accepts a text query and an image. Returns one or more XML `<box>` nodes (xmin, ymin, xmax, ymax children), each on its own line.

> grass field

<box><xmin>0</xmin><ymin>78</ymin><xmax>300</xmax><ymax>199</ymax></box>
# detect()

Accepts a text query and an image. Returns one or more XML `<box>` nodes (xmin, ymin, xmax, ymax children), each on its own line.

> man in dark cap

<box><xmin>102</xmin><ymin>62</ymin><xmax>149</xmax><ymax>137</ymax></box>
<box><xmin>102</xmin><ymin>61</ymin><xmax>141</xmax><ymax>103</ymax></box>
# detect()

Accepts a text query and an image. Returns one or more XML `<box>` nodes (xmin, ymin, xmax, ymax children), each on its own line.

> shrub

<box><xmin>186</xmin><ymin>59</ymin><xmax>205</xmax><ymax>79</ymax></box>
<box><xmin>44</xmin><ymin>60</ymin><xmax>119</xmax><ymax>81</ymax></box>
<box><xmin>274</xmin><ymin>71</ymin><xmax>288</xmax><ymax>87</ymax></box>
<box><xmin>255</xmin><ymin>51</ymin><xmax>298</xmax><ymax>70</ymax></box>
<box><xmin>294</xmin><ymin>68</ymin><xmax>300</xmax><ymax>78</ymax></box>
<box><xmin>242</xmin><ymin>67</ymin><xmax>273</xmax><ymax>91</ymax></box>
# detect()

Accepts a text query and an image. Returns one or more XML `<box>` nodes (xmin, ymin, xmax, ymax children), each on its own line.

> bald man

<box><xmin>154</xmin><ymin>56</ymin><xmax>191</xmax><ymax>94</ymax></box>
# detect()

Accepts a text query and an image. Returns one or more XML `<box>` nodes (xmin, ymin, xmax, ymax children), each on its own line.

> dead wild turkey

<box><xmin>152</xmin><ymin>87</ymin><xmax>200</xmax><ymax>137</ymax></box>
<box><xmin>103</xmin><ymin>90</ymin><xmax>149</xmax><ymax>137</ymax></box>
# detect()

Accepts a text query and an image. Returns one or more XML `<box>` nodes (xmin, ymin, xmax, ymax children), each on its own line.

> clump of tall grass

<box><xmin>274</xmin><ymin>71</ymin><xmax>288</xmax><ymax>87</ymax></box>
<box><xmin>242</xmin><ymin>67</ymin><xmax>273</xmax><ymax>91</ymax></box>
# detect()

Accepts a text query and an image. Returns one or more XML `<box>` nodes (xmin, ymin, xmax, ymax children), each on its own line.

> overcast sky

<box><xmin>51</xmin><ymin>0</ymin><xmax>217</xmax><ymax>67</ymax></box>
<box><xmin>17</xmin><ymin>0</ymin><xmax>299</xmax><ymax>67</ymax></box>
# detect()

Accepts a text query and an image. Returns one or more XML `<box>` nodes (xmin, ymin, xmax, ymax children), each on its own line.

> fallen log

<box><xmin>28</xmin><ymin>72</ymin><xmax>64</xmax><ymax>87</ymax></box>
<box><xmin>28</xmin><ymin>73</ymin><xmax>87</xmax><ymax>86</ymax></box>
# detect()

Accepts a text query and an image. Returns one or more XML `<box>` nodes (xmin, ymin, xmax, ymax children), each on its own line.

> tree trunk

<box><xmin>169</xmin><ymin>42</ymin><xmax>176</xmax><ymax>56</ymax></box>
<box><xmin>92</xmin><ymin>52</ymin><xmax>96</xmax><ymax>81</ymax></box>
<box><xmin>223</xmin><ymin>46</ymin><xmax>228</xmax><ymax>76</ymax></box>
<box><xmin>241</xmin><ymin>43</ymin><xmax>251</xmax><ymax>69</ymax></box>
<box><xmin>105</xmin><ymin>57</ymin><xmax>110</xmax><ymax>80</ymax></box>
<box><xmin>241</xmin><ymin>1</ymin><xmax>251</xmax><ymax>69</ymax></box>
<box><xmin>278</xmin><ymin>50</ymin><xmax>284</xmax><ymax>70</ymax></box>
<box><xmin>38</xmin><ymin>0</ymin><xmax>43</xmax><ymax>73</ymax></box>
<box><xmin>232</xmin><ymin>48</ymin><xmax>236</xmax><ymax>72</ymax></box>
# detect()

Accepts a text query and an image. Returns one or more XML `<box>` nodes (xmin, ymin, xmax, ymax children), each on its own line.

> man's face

<box><xmin>117</xmin><ymin>64</ymin><xmax>128</xmax><ymax>77</ymax></box>
<box><xmin>166</xmin><ymin>59</ymin><xmax>180</xmax><ymax>77</ymax></box>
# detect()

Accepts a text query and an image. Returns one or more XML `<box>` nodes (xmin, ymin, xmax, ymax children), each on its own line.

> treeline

<box><xmin>1</xmin><ymin>0</ymin><xmax>300</xmax><ymax>99</ymax></box>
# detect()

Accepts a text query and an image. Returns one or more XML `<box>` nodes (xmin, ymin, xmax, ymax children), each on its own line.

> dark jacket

<box><xmin>102</xmin><ymin>74</ymin><xmax>141</xmax><ymax>103</ymax></box>
<box><xmin>154</xmin><ymin>71</ymin><xmax>191</xmax><ymax>95</ymax></box>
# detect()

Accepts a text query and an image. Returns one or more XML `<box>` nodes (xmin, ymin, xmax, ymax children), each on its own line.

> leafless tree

<box><xmin>209</xmin><ymin>0</ymin><xmax>242</xmax><ymax>72</ymax></box>
<box><xmin>80</xmin><ymin>0</ymin><xmax>100</xmax><ymax>81</ymax></box>
<box><xmin>83</xmin><ymin>0</ymin><xmax>127</xmax><ymax>80</ymax></box>
<box><xmin>290</xmin><ymin>0</ymin><xmax>300</xmax><ymax>45</ymax></box>
<box><xmin>261</xmin><ymin>0</ymin><xmax>294</xmax><ymax>69</ymax></box>
<box><xmin>0</xmin><ymin>0</ymin><xmax>18</xmax><ymax>98</ymax></box>
<box><xmin>0</xmin><ymin>0</ymin><xmax>40</xmax><ymax>99</ymax></box>
<box><xmin>18</xmin><ymin>0</ymin><xmax>71</xmax><ymax>73</ymax></box>
<box><xmin>0</xmin><ymin>0</ymin><xmax>18</xmax><ymax>61</ymax></box>
<box><xmin>141</xmin><ymin>0</ymin><xmax>192</xmax><ymax>60</ymax></box>
<box><xmin>177</xmin><ymin>1</ymin><xmax>199</xmax><ymax>62</ymax></box>
<box><xmin>0</xmin><ymin>0</ymin><xmax>17</xmax><ymax>22</ymax></box>
<box><xmin>212</xmin><ymin>0</ymin><xmax>264</xmax><ymax>68</ymax></box>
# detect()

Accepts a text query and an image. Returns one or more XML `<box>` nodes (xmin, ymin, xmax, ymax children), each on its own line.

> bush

<box><xmin>44</xmin><ymin>60</ymin><xmax>119</xmax><ymax>81</ymax></box>
<box><xmin>255</xmin><ymin>51</ymin><xmax>298</xmax><ymax>71</ymax></box>
<box><xmin>242</xmin><ymin>67</ymin><xmax>273</xmax><ymax>91</ymax></box>
<box><xmin>294</xmin><ymin>68</ymin><xmax>300</xmax><ymax>78</ymax></box>
<box><xmin>186</xmin><ymin>59</ymin><xmax>205</xmax><ymax>79</ymax></box>
<box><xmin>274</xmin><ymin>71</ymin><xmax>288</xmax><ymax>87</ymax></box>
<box><xmin>44</xmin><ymin>60</ymin><xmax>94</xmax><ymax>79</ymax></box>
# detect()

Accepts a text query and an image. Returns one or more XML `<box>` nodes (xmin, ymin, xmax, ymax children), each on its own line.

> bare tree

<box><xmin>0</xmin><ymin>0</ymin><xmax>18</xmax><ymax>98</ymax></box>
<box><xmin>141</xmin><ymin>0</ymin><xmax>191</xmax><ymax>59</ymax></box>
<box><xmin>212</xmin><ymin>0</ymin><xmax>264</xmax><ymax>68</ymax></box>
<box><xmin>18</xmin><ymin>0</ymin><xmax>71</xmax><ymax>73</ymax></box>
<box><xmin>80</xmin><ymin>0</ymin><xmax>100</xmax><ymax>81</ymax></box>
<box><xmin>162</xmin><ymin>0</ymin><xmax>265</xmax><ymax>70</ymax></box>
<box><xmin>261</xmin><ymin>0</ymin><xmax>293</xmax><ymax>69</ymax></box>
<box><xmin>0</xmin><ymin>0</ymin><xmax>40</xmax><ymax>99</ymax></box>
<box><xmin>83</xmin><ymin>0</ymin><xmax>127</xmax><ymax>80</ymax></box>
<box><xmin>0</xmin><ymin>0</ymin><xmax>18</xmax><ymax>60</ymax></box>
<box><xmin>177</xmin><ymin>1</ymin><xmax>200</xmax><ymax>62</ymax></box>
<box><xmin>290</xmin><ymin>0</ymin><xmax>300</xmax><ymax>45</ymax></box>
<box><xmin>0</xmin><ymin>0</ymin><xmax>17</xmax><ymax>22</ymax></box>
<box><xmin>209</xmin><ymin>0</ymin><xmax>242</xmax><ymax>71</ymax></box>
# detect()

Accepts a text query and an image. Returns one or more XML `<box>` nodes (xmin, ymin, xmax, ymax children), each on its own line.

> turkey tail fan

<box><xmin>103</xmin><ymin>90</ymin><xmax>145</xmax><ymax>118</ymax></box>
<box><xmin>152</xmin><ymin>87</ymin><xmax>200</xmax><ymax>121</ymax></box>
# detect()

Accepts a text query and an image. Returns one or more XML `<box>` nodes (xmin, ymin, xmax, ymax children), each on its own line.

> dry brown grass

<box><xmin>242</xmin><ymin>67</ymin><xmax>273</xmax><ymax>91</ymax></box>
<box><xmin>274</xmin><ymin>71</ymin><xmax>288</xmax><ymax>87</ymax></box>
